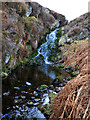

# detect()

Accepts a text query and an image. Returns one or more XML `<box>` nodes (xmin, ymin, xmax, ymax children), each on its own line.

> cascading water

<box><xmin>32</xmin><ymin>28</ymin><xmax>59</xmax><ymax>64</ymax></box>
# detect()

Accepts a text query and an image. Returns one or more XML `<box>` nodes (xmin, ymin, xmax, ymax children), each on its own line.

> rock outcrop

<box><xmin>1</xmin><ymin>2</ymin><xmax>67</xmax><ymax>71</ymax></box>
<box><xmin>59</xmin><ymin>12</ymin><xmax>89</xmax><ymax>45</ymax></box>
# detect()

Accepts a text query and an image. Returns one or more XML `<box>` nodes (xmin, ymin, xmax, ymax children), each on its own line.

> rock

<box><xmin>14</xmin><ymin>87</ymin><xmax>20</xmax><ymax>90</ymax></box>
<box><xmin>49</xmin><ymin>85</ymin><xmax>54</xmax><ymax>90</ymax></box>
<box><xmin>20</xmin><ymin>96</ymin><xmax>26</xmax><ymax>99</ymax></box>
<box><xmin>3</xmin><ymin>91</ymin><xmax>10</xmax><ymax>96</ymax></box>
<box><xmin>49</xmin><ymin>92</ymin><xmax>57</xmax><ymax>102</ymax></box>
<box><xmin>33</xmin><ymin>91</ymin><xmax>38</xmax><ymax>96</ymax></box>
<box><xmin>26</xmin><ymin>82</ymin><xmax>31</xmax><ymax>86</ymax></box>
<box><xmin>34</xmin><ymin>99</ymin><xmax>40</xmax><ymax>102</ymax></box>
<box><xmin>42</xmin><ymin>94</ymin><xmax>49</xmax><ymax>105</ymax></box>
<box><xmin>62</xmin><ymin>13</ymin><xmax>89</xmax><ymax>41</ymax></box>
<box><xmin>39</xmin><ymin>85</ymin><xmax>48</xmax><ymax>90</ymax></box>
<box><xmin>55</xmin><ymin>87</ymin><xmax>62</xmax><ymax>92</ymax></box>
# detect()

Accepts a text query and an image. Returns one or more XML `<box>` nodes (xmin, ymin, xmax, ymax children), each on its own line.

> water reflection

<box><xmin>38</xmin><ymin>64</ymin><xmax>56</xmax><ymax>79</ymax></box>
<box><xmin>2</xmin><ymin>64</ymin><xmax>69</xmax><ymax>119</ymax></box>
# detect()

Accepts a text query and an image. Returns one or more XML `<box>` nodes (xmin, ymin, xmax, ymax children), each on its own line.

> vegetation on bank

<box><xmin>50</xmin><ymin>40</ymin><xmax>89</xmax><ymax>119</ymax></box>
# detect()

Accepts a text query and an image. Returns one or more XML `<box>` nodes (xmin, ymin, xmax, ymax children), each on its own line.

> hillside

<box><xmin>50</xmin><ymin>12</ymin><xmax>89</xmax><ymax>119</ymax></box>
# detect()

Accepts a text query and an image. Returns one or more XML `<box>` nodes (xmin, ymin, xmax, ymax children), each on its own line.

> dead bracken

<box><xmin>50</xmin><ymin>40</ymin><xmax>89</xmax><ymax>119</ymax></box>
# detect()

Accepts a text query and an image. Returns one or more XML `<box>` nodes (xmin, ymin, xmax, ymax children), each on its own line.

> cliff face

<box><xmin>1</xmin><ymin>2</ymin><xmax>67</xmax><ymax>71</ymax></box>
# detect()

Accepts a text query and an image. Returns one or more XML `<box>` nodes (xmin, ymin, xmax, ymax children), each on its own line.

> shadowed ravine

<box><xmin>2</xmin><ymin>29</ymin><xmax>70</xmax><ymax>119</ymax></box>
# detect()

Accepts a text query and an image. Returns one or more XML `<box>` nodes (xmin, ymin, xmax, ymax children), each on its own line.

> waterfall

<box><xmin>32</xmin><ymin>28</ymin><xmax>59</xmax><ymax>64</ymax></box>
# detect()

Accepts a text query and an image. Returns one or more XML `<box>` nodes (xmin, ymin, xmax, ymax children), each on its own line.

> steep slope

<box><xmin>50</xmin><ymin>12</ymin><xmax>89</xmax><ymax>119</ymax></box>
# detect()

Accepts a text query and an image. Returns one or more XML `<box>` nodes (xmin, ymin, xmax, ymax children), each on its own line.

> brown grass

<box><xmin>50</xmin><ymin>40</ymin><xmax>89</xmax><ymax>119</ymax></box>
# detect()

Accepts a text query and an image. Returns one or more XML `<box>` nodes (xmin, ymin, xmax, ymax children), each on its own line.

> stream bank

<box><xmin>50</xmin><ymin>12</ymin><xmax>89</xmax><ymax>119</ymax></box>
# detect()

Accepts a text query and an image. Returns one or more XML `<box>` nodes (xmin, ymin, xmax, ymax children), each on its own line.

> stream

<box><xmin>2</xmin><ymin>29</ymin><xmax>71</xmax><ymax>119</ymax></box>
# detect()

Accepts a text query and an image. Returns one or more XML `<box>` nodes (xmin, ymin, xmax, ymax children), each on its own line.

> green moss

<box><xmin>38</xmin><ymin>92</ymin><xmax>57</xmax><ymax>116</ymax></box>
<box><xmin>66</xmin><ymin>52</ymin><xmax>70</xmax><ymax>56</ymax></box>
<box><xmin>72</xmin><ymin>70</ymin><xmax>79</xmax><ymax>76</ymax></box>
<box><xmin>49</xmin><ymin>92</ymin><xmax>57</xmax><ymax>102</ymax></box>
<box><xmin>51</xmin><ymin>56</ymin><xmax>55</xmax><ymax>61</ymax></box>
<box><xmin>39</xmin><ymin>85</ymin><xmax>48</xmax><ymax>90</ymax></box>
<box><xmin>56</xmin><ymin>28</ymin><xmax>62</xmax><ymax>38</ymax></box>
<box><xmin>73</xmin><ymin>47</ymin><xmax>76</xmax><ymax>52</ymax></box>
<box><xmin>58</xmin><ymin>64</ymin><xmax>64</xmax><ymax>68</ymax></box>
<box><xmin>31</xmin><ymin>50</ymin><xmax>38</xmax><ymax>58</ymax></box>
<box><xmin>43</xmin><ymin>104</ymin><xmax>51</xmax><ymax>115</ymax></box>
<box><xmin>27</xmin><ymin>101</ymin><xmax>33</xmax><ymax>105</ymax></box>
<box><xmin>20</xmin><ymin>60</ymin><xmax>24</xmax><ymax>64</ymax></box>
<box><xmin>31</xmin><ymin>16</ymin><xmax>39</xmax><ymax>23</ymax></box>
<box><xmin>0</xmin><ymin>72</ymin><xmax>8</xmax><ymax>77</ymax></box>
<box><xmin>25</xmin><ymin>16</ymin><xmax>31</xmax><ymax>23</ymax></box>
<box><xmin>55</xmin><ymin>38</ymin><xmax>59</xmax><ymax>46</ymax></box>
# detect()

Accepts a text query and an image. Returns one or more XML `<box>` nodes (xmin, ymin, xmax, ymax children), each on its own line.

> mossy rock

<box><xmin>49</xmin><ymin>92</ymin><xmax>57</xmax><ymax>102</ymax></box>
<box><xmin>31</xmin><ymin>16</ymin><xmax>39</xmax><ymax>23</ymax></box>
<box><xmin>72</xmin><ymin>70</ymin><xmax>79</xmax><ymax>76</ymax></box>
<box><xmin>0</xmin><ymin>72</ymin><xmax>8</xmax><ymax>77</ymax></box>
<box><xmin>56</xmin><ymin>28</ymin><xmax>62</xmax><ymax>38</ymax></box>
<box><xmin>39</xmin><ymin>85</ymin><xmax>48</xmax><ymax>90</ymax></box>
<box><xmin>43</xmin><ymin>104</ymin><xmax>51</xmax><ymax>115</ymax></box>
<box><xmin>58</xmin><ymin>64</ymin><xmax>64</xmax><ymax>68</ymax></box>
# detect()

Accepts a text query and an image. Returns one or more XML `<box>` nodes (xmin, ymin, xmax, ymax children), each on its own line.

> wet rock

<box><xmin>52</xmin><ymin>78</ymin><xmax>60</xmax><ymax>85</ymax></box>
<box><xmin>27</xmin><ymin>106</ymin><xmax>46</xmax><ymax>119</ymax></box>
<box><xmin>27</xmin><ymin>101</ymin><xmax>33</xmax><ymax>106</ymax></box>
<box><xmin>26</xmin><ymin>82</ymin><xmax>31</xmax><ymax>86</ymax></box>
<box><xmin>33</xmin><ymin>102</ymin><xmax>40</xmax><ymax>106</ymax></box>
<box><xmin>39</xmin><ymin>85</ymin><xmax>48</xmax><ymax>90</ymax></box>
<box><xmin>65</xmin><ymin>76</ymin><xmax>72</xmax><ymax>81</ymax></box>
<box><xmin>14</xmin><ymin>96</ymin><xmax>19</xmax><ymax>99</ymax></box>
<box><xmin>49</xmin><ymin>90</ymin><xmax>54</xmax><ymax>93</ymax></box>
<box><xmin>20</xmin><ymin>96</ymin><xmax>26</xmax><ymax>99</ymax></box>
<box><xmin>59</xmin><ymin>84</ymin><xmax>64</xmax><ymax>87</ymax></box>
<box><xmin>14</xmin><ymin>87</ymin><xmax>20</xmax><ymax>90</ymax></box>
<box><xmin>49</xmin><ymin>85</ymin><xmax>54</xmax><ymax>90</ymax></box>
<box><xmin>31</xmin><ymin>96</ymin><xmax>35</xmax><ymax>100</ymax></box>
<box><xmin>42</xmin><ymin>94</ymin><xmax>49</xmax><ymax>105</ymax></box>
<box><xmin>3</xmin><ymin>91</ymin><xmax>10</xmax><ymax>96</ymax></box>
<box><xmin>21</xmin><ymin>91</ymin><xmax>28</xmax><ymax>94</ymax></box>
<box><xmin>34</xmin><ymin>98</ymin><xmax>40</xmax><ymax>102</ymax></box>
<box><xmin>55</xmin><ymin>87</ymin><xmax>62</xmax><ymax>92</ymax></box>
<box><xmin>33</xmin><ymin>91</ymin><xmax>38</xmax><ymax>96</ymax></box>
<box><xmin>49</xmin><ymin>92</ymin><xmax>57</xmax><ymax>102</ymax></box>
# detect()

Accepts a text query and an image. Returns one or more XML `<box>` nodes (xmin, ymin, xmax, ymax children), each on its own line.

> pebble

<box><xmin>34</xmin><ymin>99</ymin><xmax>40</xmax><ymax>102</ymax></box>
<box><xmin>14</xmin><ymin>87</ymin><xmax>20</xmax><ymax>90</ymax></box>
<box><xmin>26</xmin><ymin>82</ymin><xmax>31</xmax><ymax>86</ymax></box>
